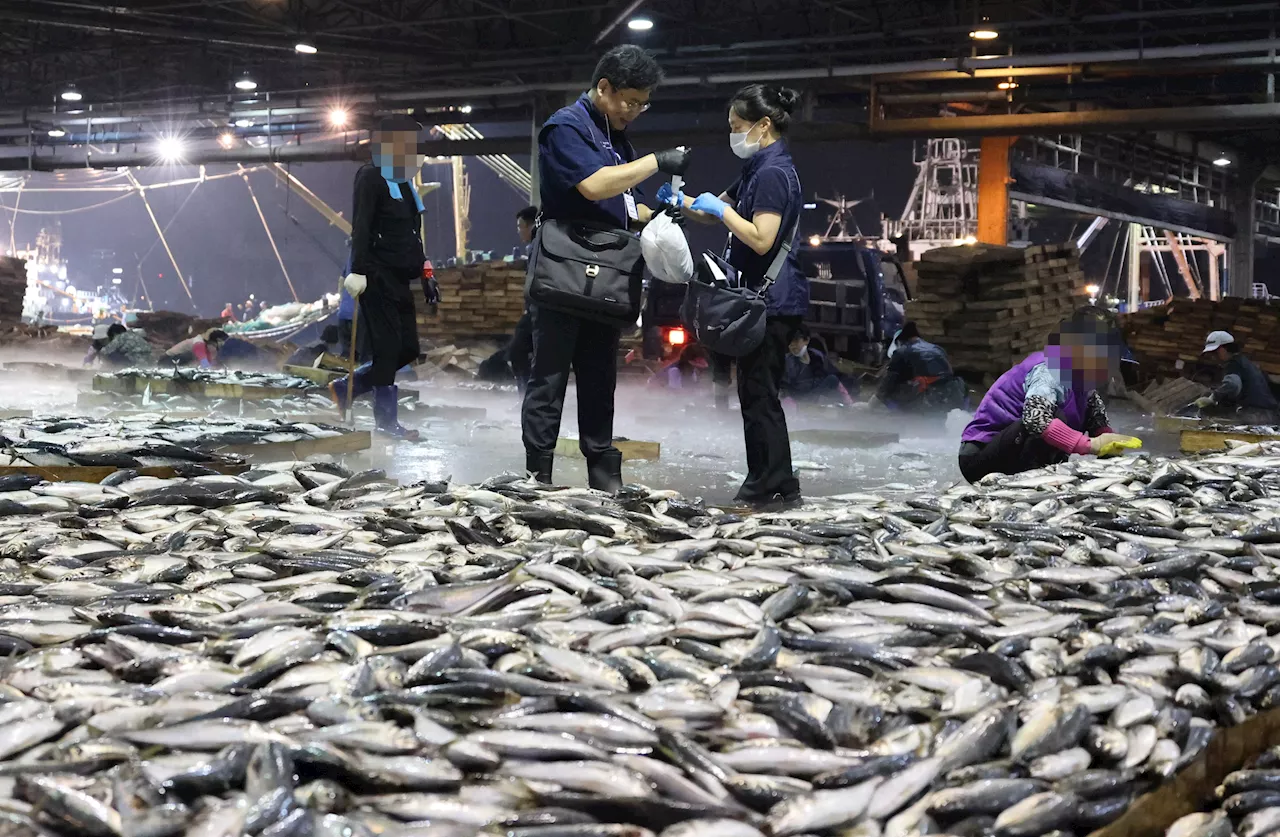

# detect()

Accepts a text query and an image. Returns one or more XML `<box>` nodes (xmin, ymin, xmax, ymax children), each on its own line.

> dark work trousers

<box><xmin>522</xmin><ymin>305</ymin><xmax>621</xmax><ymax>460</ymax></box>
<box><xmin>735</xmin><ymin>315</ymin><xmax>802</xmax><ymax>502</ymax></box>
<box><xmin>958</xmin><ymin>413</ymin><xmax>1070</xmax><ymax>484</ymax></box>
<box><xmin>508</xmin><ymin>308</ymin><xmax>535</xmax><ymax>388</ymax></box>
<box><xmin>361</xmin><ymin>266</ymin><xmax>420</xmax><ymax>387</ymax></box>
<box><xmin>711</xmin><ymin>352</ymin><xmax>733</xmax><ymax>388</ymax></box>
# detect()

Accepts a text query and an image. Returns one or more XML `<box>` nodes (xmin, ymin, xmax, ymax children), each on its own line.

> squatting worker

<box><xmin>99</xmin><ymin>323</ymin><xmax>154</xmax><ymax>369</ymax></box>
<box><xmin>165</xmin><ymin>328</ymin><xmax>227</xmax><ymax>368</ymax></box>
<box><xmin>671</xmin><ymin>84</ymin><xmax>809</xmax><ymax>509</ymax></box>
<box><xmin>871</xmin><ymin>321</ymin><xmax>966</xmax><ymax>413</ymax></box>
<box><xmin>1193</xmin><ymin>330</ymin><xmax>1280</xmax><ymax>425</ymax></box>
<box><xmin>330</xmin><ymin>116</ymin><xmax>426</xmax><ymax>441</ymax></box>
<box><xmin>958</xmin><ymin>306</ymin><xmax>1141</xmax><ymax>483</ymax></box>
<box><xmin>522</xmin><ymin>45</ymin><xmax>691</xmax><ymax>491</ymax></box>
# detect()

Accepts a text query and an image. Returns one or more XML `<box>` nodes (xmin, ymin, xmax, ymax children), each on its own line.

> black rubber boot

<box><xmin>587</xmin><ymin>450</ymin><xmax>624</xmax><ymax>494</ymax></box>
<box><xmin>526</xmin><ymin>451</ymin><xmax>553</xmax><ymax>484</ymax></box>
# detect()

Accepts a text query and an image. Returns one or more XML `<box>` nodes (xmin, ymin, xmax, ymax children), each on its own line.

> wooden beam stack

<box><xmin>1122</xmin><ymin>298</ymin><xmax>1280</xmax><ymax>380</ymax></box>
<box><xmin>904</xmin><ymin>243</ymin><xmax>1088</xmax><ymax>381</ymax></box>
<box><xmin>418</xmin><ymin>261</ymin><xmax>526</xmax><ymax>344</ymax></box>
<box><xmin>0</xmin><ymin>257</ymin><xmax>27</xmax><ymax>326</ymax></box>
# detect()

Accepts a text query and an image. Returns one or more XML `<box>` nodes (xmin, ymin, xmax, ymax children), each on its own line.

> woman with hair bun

<box><xmin>661</xmin><ymin>83</ymin><xmax>809</xmax><ymax>509</ymax></box>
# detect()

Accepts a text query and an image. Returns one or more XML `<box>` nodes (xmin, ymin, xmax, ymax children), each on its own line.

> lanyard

<box><xmin>579</xmin><ymin>100</ymin><xmax>624</xmax><ymax>165</ymax></box>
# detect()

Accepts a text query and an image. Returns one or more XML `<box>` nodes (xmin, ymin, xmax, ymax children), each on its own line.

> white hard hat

<box><xmin>1203</xmin><ymin>330</ymin><xmax>1234</xmax><ymax>353</ymax></box>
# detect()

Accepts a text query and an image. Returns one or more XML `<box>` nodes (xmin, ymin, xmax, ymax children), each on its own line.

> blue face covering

<box><xmin>374</xmin><ymin>161</ymin><xmax>425</xmax><ymax>212</ymax></box>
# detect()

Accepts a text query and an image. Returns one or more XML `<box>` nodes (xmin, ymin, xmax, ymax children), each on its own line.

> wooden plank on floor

<box><xmin>1180</xmin><ymin>428</ymin><xmax>1280</xmax><ymax>453</ymax></box>
<box><xmin>556</xmin><ymin>437</ymin><xmax>661</xmax><ymax>461</ymax></box>
<box><xmin>790</xmin><ymin>429</ymin><xmax>900</xmax><ymax>447</ymax></box>
<box><xmin>217</xmin><ymin>430</ymin><xmax>372</xmax><ymax>461</ymax></box>
<box><xmin>0</xmin><ymin>463</ymin><xmax>247</xmax><ymax>483</ymax></box>
<box><xmin>283</xmin><ymin>365</ymin><xmax>343</xmax><ymax>386</ymax></box>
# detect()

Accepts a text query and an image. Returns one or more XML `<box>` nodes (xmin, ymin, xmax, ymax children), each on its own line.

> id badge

<box><xmin>623</xmin><ymin>192</ymin><xmax>639</xmax><ymax>221</ymax></box>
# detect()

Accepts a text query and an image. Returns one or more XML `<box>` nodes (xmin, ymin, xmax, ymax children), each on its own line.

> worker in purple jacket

<box><xmin>958</xmin><ymin>307</ymin><xmax>1140</xmax><ymax>483</ymax></box>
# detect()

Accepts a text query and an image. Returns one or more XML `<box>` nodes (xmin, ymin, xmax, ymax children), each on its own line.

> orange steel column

<box><xmin>977</xmin><ymin>136</ymin><xmax>1016</xmax><ymax>246</ymax></box>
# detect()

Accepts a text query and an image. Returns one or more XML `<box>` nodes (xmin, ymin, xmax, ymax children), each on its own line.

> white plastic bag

<box><xmin>640</xmin><ymin>210</ymin><xmax>694</xmax><ymax>284</ymax></box>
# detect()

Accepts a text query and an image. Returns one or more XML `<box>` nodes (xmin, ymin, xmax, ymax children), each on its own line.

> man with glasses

<box><xmin>522</xmin><ymin>44</ymin><xmax>690</xmax><ymax>491</ymax></box>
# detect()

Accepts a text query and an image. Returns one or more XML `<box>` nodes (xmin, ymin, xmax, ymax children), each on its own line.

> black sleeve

<box><xmin>877</xmin><ymin>351</ymin><xmax>910</xmax><ymax>402</ymax></box>
<box><xmin>349</xmin><ymin>167</ymin><xmax>382</xmax><ymax>275</ymax></box>
<box><xmin>1085</xmin><ymin>391</ymin><xmax>1111</xmax><ymax>435</ymax></box>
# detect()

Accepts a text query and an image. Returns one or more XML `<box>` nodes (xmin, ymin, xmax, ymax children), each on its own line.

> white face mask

<box><xmin>730</xmin><ymin>121</ymin><xmax>763</xmax><ymax>159</ymax></box>
<box><xmin>790</xmin><ymin>344</ymin><xmax>808</xmax><ymax>358</ymax></box>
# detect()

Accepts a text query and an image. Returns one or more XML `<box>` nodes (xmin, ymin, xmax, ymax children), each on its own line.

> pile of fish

<box><xmin>0</xmin><ymin>415</ymin><xmax>353</xmax><ymax>469</ymax></box>
<box><xmin>1164</xmin><ymin>747</ymin><xmax>1280</xmax><ymax>837</ymax></box>
<box><xmin>104</xmin><ymin>368</ymin><xmax>319</xmax><ymax>390</ymax></box>
<box><xmin>3</xmin><ymin>445</ymin><xmax>1280</xmax><ymax>837</ymax></box>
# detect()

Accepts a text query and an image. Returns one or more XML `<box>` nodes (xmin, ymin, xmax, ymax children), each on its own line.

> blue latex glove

<box><xmin>655</xmin><ymin>183</ymin><xmax>685</xmax><ymax>207</ymax></box>
<box><xmin>199</xmin><ymin>358</ymin><xmax>212</xmax><ymax>369</ymax></box>
<box><xmin>692</xmin><ymin>193</ymin><xmax>728</xmax><ymax>219</ymax></box>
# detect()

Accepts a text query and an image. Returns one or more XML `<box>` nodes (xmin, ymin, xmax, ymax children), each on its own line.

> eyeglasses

<box><xmin>620</xmin><ymin>99</ymin><xmax>651</xmax><ymax>114</ymax></box>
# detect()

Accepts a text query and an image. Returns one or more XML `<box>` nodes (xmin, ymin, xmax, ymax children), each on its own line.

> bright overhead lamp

<box><xmin>969</xmin><ymin>28</ymin><xmax>998</xmax><ymax>40</ymax></box>
<box><xmin>234</xmin><ymin>118</ymin><xmax>253</xmax><ymax>128</ymax></box>
<box><xmin>627</xmin><ymin>17</ymin><xmax>654</xmax><ymax>31</ymax></box>
<box><xmin>998</xmin><ymin>79</ymin><xmax>1018</xmax><ymax>90</ymax></box>
<box><xmin>1086</xmin><ymin>284</ymin><xmax>1100</xmax><ymax>296</ymax></box>
<box><xmin>217</xmin><ymin>132</ymin><xmax>236</xmax><ymax>149</ymax></box>
<box><xmin>294</xmin><ymin>42</ymin><xmax>317</xmax><ymax>54</ymax></box>
<box><xmin>156</xmin><ymin>136</ymin><xmax>185</xmax><ymax>163</ymax></box>
<box><xmin>459</xmin><ymin>104</ymin><xmax>473</xmax><ymax>114</ymax></box>
<box><xmin>808</xmin><ymin>235</ymin><xmax>822</xmax><ymax>247</ymax></box>
<box><xmin>112</xmin><ymin>268</ymin><xmax>123</xmax><ymax>275</ymax></box>
<box><xmin>47</xmin><ymin>128</ymin><xmax>66</xmax><ymax>138</ymax></box>
<box><xmin>1213</xmin><ymin>156</ymin><xmax>1232</xmax><ymax>167</ymax></box>
<box><xmin>60</xmin><ymin>86</ymin><xmax>82</xmax><ymax>102</ymax></box>
<box><xmin>234</xmin><ymin>75</ymin><xmax>258</xmax><ymax>91</ymax></box>
<box><xmin>328</xmin><ymin>108</ymin><xmax>349</xmax><ymax>127</ymax></box>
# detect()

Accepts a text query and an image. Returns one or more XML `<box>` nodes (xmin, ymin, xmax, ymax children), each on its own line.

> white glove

<box><xmin>343</xmin><ymin>273</ymin><xmax>367</xmax><ymax>297</ymax></box>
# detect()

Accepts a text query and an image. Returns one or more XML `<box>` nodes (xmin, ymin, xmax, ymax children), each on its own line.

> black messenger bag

<box><xmin>525</xmin><ymin>219</ymin><xmax>644</xmax><ymax>327</ymax></box>
<box><xmin>680</xmin><ymin>217</ymin><xmax>800</xmax><ymax>357</ymax></box>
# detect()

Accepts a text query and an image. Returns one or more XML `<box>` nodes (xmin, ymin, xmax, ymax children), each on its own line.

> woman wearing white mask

<box><xmin>665</xmin><ymin>84</ymin><xmax>808</xmax><ymax>509</ymax></box>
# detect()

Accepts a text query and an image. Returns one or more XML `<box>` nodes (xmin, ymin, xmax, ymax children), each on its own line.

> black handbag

<box><xmin>525</xmin><ymin>218</ymin><xmax>644</xmax><ymax>327</ymax></box>
<box><xmin>681</xmin><ymin>217</ymin><xmax>800</xmax><ymax>357</ymax></box>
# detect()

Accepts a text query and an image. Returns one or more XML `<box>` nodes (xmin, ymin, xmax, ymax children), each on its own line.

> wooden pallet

<box><xmin>214</xmin><ymin>430</ymin><xmax>372</xmax><ymax>462</ymax></box>
<box><xmin>1180</xmin><ymin>428</ymin><xmax>1280</xmax><ymax>453</ymax></box>
<box><xmin>1154</xmin><ymin>415</ymin><xmax>1206</xmax><ymax>434</ymax></box>
<box><xmin>789</xmin><ymin>429</ymin><xmax>901</xmax><ymax>447</ymax></box>
<box><xmin>93</xmin><ymin>375</ymin><xmax>318</xmax><ymax>401</ymax></box>
<box><xmin>0</xmin><ymin>462</ymin><xmax>247</xmax><ymax>483</ymax></box>
<box><xmin>555</xmin><ymin>437</ymin><xmax>660</xmax><ymax>461</ymax></box>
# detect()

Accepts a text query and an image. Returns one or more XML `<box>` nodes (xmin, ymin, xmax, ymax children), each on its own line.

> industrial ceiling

<box><xmin>3</xmin><ymin>1</ymin><xmax>1280</xmax><ymax>167</ymax></box>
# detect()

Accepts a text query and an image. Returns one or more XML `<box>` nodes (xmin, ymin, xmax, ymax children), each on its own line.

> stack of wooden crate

<box><xmin>419</xmin><ymin>262</ymin><xmax>526</xmax><ymax>344</ymax></box>
<box><xmin>904</xmin><ymin>243</ymin><xmax>1089</xmax><ymax>380</ymax></box>
<box><xmin>1123</xmin><ymin>297</ymin><xmax>1280</xmax><ymax>379</ymax></box>
<box><xmin>0</xmin><ymin>257</ymin><xmax>27</xmax><ymax>326</ymax></box>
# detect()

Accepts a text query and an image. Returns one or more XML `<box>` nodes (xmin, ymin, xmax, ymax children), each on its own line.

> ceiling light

<box><xmin>970</xmin><ymin>29</ymin><xmax>999</xmax><ymax>40</ymax></box>
<box><xmin>459</xmin><ymin>105</ymin><xmax>473</xmax><ymax>114</ymax></box>
<box><xmin>112</xmin><ymin>268</ymin><xmax>123</xmax><ymax>275</ymax></box>
<box><xmin>294</xmin><ymin>42</ymin><xmax>317</xmax><ymax>54</ymax></box>
<box><xmin>328</xmin><ymin>108</ymin><xmax>349</xmax><ymax>127</ymax></box>
<box><xmin>1213</xmin><ymin>156</ymin><xmax>1232</xmax><ymax>167</ymax></box>
<box><xmin>156</xmin><ymin>136</ymin><xmax>185</xmax><ymax>163</ymax></box>
<box><xmin>234</xmin><ymin>118</ymin><xmax>253</xmax><ymax>128</ymax></box>
<box><xmin>998</xmin><ymin>79</ymin><xmax>1018</xmax><ymax>90</ymax></box>
<box><xmin>1085</xmin><ymin>284</ymin><xmax>1100</xmax><ymax>296</ymax></box>
<box><xmin>627</xmin><ymin>17</ymin><xmax>654</xmax><ymax>31</ymax></box>
<box><xmin>60</xmin><ymin>86</ymin><xmax>82</xmax><ymax>102</ymax></box>
<box><xmin>47</xmin><ymin>128</ymin><xmax>66</xmax><ymax>138</ymax></box>
<box><xmin>217</xmin><ymin>132</ymin><xmax>236</xmax><ymax>149</ymax></box>
<box><xmin>235</xmin><ymin>75</ymin><xmax>258</xmax><ymax>91</ymax></box>
<box><xmin>808</xmin><ymin>235</ymin><xmax>822</xmax><ymax>247</ymax></box>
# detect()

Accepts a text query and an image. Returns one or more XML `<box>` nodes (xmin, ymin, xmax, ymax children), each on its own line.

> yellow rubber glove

<box><xmin>1091</xmin><ymin>433</ymin><xmax>1143</xmax><ymax>458</ymax></box>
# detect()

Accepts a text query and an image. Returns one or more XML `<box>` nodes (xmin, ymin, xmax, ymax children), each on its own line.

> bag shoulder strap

<box><xmin>761</xmin><ymin>168</ymin><xmax>802</xmax><ymax>290</ymax></box>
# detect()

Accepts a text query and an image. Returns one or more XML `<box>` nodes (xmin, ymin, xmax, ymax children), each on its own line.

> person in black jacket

<box><xmin>872</xmin><ymin>321</ymin><xmax>966</xmax><ymax>412</ymax></box>
<box><xmin>1194</xmin><ymin>330</ymin><xmax>1280</xmax><ymax>424</ymax></box>
<box><xmin>522</xmin><ymin>45</ymin><xmax>690</xmax><ymax>491</ymax></box>
<box><xmin>329</xmin><ymin>116</ymin><xmax>425</xmax><ymax>440</ymax></box>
